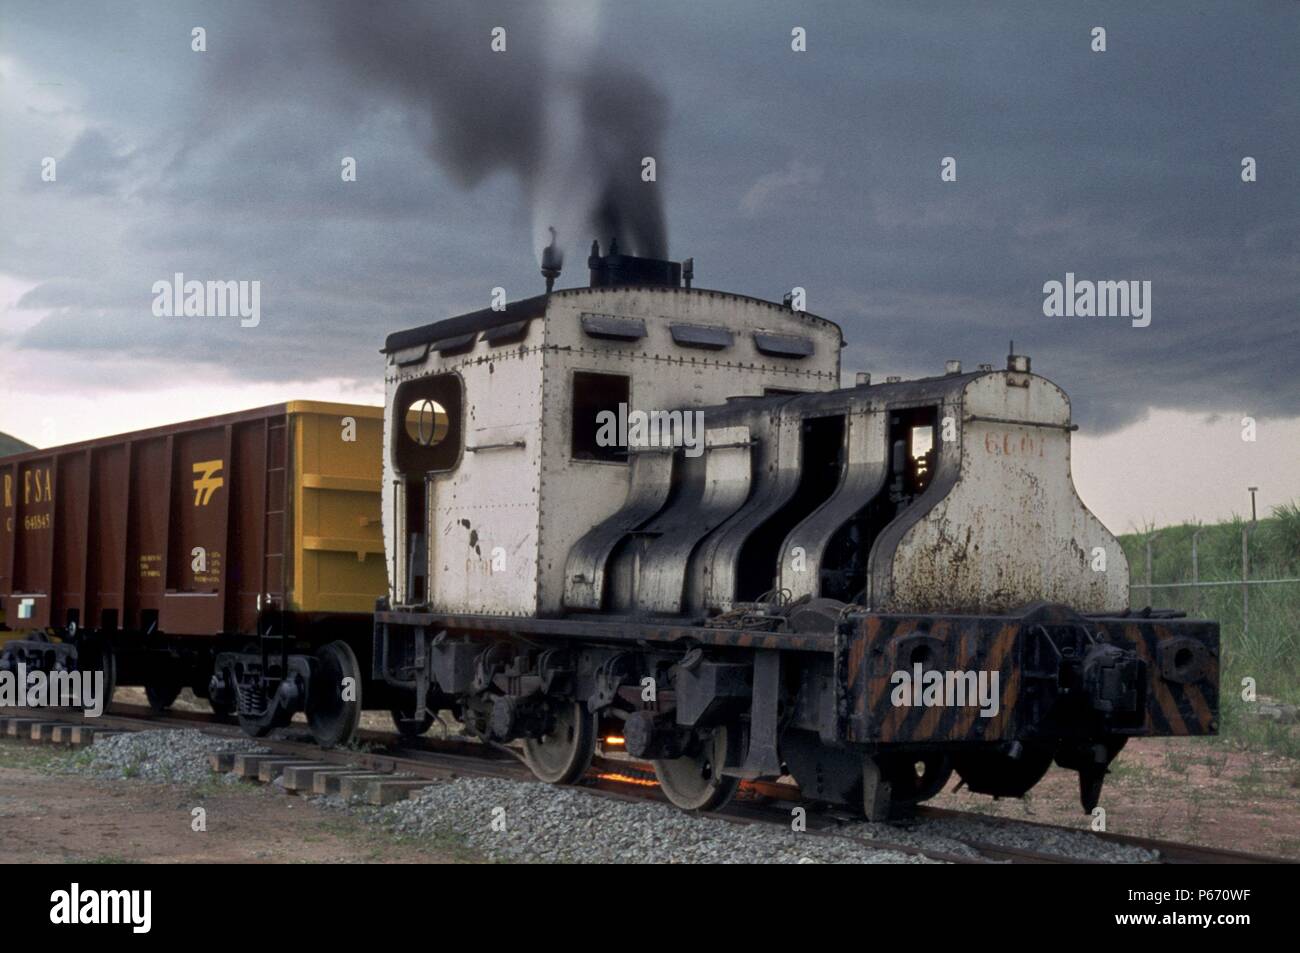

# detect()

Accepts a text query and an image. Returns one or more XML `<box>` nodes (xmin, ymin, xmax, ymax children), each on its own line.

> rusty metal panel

<box><xmin>841</xmin><ymin>608</ymin><xmax>1218</xmax><ymax>745</ymax></box>
<box><xmin>872</xmin><ymin>373</ymin><xmax>1128</xmax><ymax>614</ymax></box>
<box><xmin>842</xmin><ymin>614</ymin><xmax>1022</xmax><ymax>745</ymax></box>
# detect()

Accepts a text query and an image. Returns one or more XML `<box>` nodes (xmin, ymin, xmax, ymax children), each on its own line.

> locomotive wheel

<box><xmin>653</xmin><ymin>725</ymin><xmax>740</xmax><ymax>812</ymax></box>
<box><xmin>391</xmin><ymin>706</ymin><xmax>435</xmax><ymax>739</ymax></box>
<box><xmin>879</xmin><ymin>753</ymin><xmax>953</xmax><ymax>806</ymax></box>
<box><xmin>952</xmin><ymin>745</ymin><xmax>1054</xmax><ymax>799</ymax></box>
<box><xmin>145</xmin><ymin>681</ymin><xmax>183</xmax><ymax>713</ymax></box>
<box><xmin>522</xmin><ymin>701</ymin><xmax>596</xmax><ymax>784</ymax></box>
<box><xmin>307</xmin><ymin>640</ymin><xmax>363</xmax><ymax>749</ymax></box>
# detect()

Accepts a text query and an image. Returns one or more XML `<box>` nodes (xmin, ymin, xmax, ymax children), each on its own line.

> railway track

<box><xmin>1</xmin><ymin>704</ymin><xmax>1289</xmax><ymax>866</ymax></box>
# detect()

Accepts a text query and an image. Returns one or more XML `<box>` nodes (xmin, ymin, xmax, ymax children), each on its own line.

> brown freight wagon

<box><xmin>0</xmin><ymin>401</ymin><xmax>392</xmax><ymax>744</ymax></box>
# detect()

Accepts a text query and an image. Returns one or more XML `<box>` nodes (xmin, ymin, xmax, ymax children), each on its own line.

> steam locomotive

<box><xmin>369</xmin><ymin>243</ymin><xmax>1219</xmax><ymax>817</ymax></box>
<box><xmin>0</xmin><ymin>243</ymin><xmax>1219</xmax><ymax>818</ymax></box>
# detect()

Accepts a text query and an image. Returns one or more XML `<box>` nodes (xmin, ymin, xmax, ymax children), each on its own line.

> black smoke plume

<box><xmin>216</xmin><ymin>1</ymin><xmax>669</xmax><ymax>258</ymax></box>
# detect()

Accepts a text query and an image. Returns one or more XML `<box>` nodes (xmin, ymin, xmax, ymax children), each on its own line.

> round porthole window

<box><xmin>405</xmin><ymin>399</ymin><xmax>449</xmax><ymax>447</ymax></box>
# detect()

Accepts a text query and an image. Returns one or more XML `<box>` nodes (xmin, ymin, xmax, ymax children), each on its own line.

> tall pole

<box><xmin>1242</xmin><ymin>523</ymin><xmax>1250</xmax><ymax>641</ymax></box>
<box><xmin>1192</xmin><ymin>528</ymin><xmax>1201</xmax><ymax>613</ymax></box>
<box><xmin>1145</xmin><ymin>536</ymin><xmax>1153</xmax><ymax>601</ymax></box>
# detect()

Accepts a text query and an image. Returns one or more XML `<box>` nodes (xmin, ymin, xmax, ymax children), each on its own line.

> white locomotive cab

<box><xmin>382</xmin><ymin>275</ymin><xmax>842</xmax><ymax>617</ymax></box>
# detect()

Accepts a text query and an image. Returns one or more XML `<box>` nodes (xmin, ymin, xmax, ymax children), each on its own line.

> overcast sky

<box><xmin>1</xmin><ymin>0</ymin><xmax>1297</xmax><ymax>532</ymax></box>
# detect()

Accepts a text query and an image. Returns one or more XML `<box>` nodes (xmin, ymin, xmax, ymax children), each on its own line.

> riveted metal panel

<box><xmin>871</xmin><ymin>373</ymin><xmax>1128</xmax><ymax>613</ymax></box>
<box><xmin>382</xmin><ymin>316</ymin><xmax>545</xmax><ymax>615</ymax></box>
<box><xmin>534</xmin><ymin>287</ymin><xmax>842</xmax><ymax>616</ymax></box>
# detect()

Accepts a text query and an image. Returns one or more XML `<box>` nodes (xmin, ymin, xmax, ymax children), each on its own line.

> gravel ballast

<box><xmin>374</xmin><ymin>777</ymin><xmax>937</xmax><ymax>864</ymax></box>
<box><xmin>75</xmin><ymin>729</ymin><xmax>268</xmax><ymax>785</ymax></box>
<box><xmin>55</xmin><ymin>729</ymin><xmax>1160</xmax><ymax>863</ymax></box>
<box><xmin>904</xmin><ymin>814</ymin><xmax>1158</xmax><ymax>863</ymax></box>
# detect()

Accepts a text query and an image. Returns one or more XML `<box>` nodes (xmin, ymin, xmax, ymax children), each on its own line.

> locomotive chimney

<box><xmin>540</xmin><ymin>227</ymin><xmax>563</xmax><ymax>293</ymax></box>
<box><xmin>587</xmin><ymin>237</ymin><xmax>684</xmax><ymax>288</ymax></box>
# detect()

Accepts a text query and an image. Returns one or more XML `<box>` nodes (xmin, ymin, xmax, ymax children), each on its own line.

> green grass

<box><xmin>1119</xmin><ymin>502</ymin><xmax>1300</xmax><ymax>755</ymax></box>
<box><xmin>0</xmin><ymin>738</ymin><xmax>77</xmax><ymax>771</ymax></box>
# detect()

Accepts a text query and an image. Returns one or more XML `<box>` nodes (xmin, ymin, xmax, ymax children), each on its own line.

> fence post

<box><xmin>1145</xmin><ymin>537</ymin><xmax>1153</xmax><ymax>595</ymax></box>
<box><xmin>1241</xmin><ymin>524</ymin><xmax>1250</xmax><ymax>639</ymax></box>
<box><xmin>1191</xmin><ymin>528</ymin><xmax>1201</xmax><ymax>613</ymax></box>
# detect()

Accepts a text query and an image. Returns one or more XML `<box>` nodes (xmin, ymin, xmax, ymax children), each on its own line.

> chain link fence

<box><xmin>1124</xmin><ymin>522</ymin><xmax>1299</xmax><ymax>712</ymax></box>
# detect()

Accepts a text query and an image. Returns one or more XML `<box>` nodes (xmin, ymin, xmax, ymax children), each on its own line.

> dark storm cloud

<box><xmin>47</xmin><ymin>127</ymin><xmax>139</xmax><ymax>196</ymax></box>
<box><xmin>183</xmin><ymin>0</ymin><xmax>669</xmax><ymax>257</ymax></box>
<box><xmin>2</xmin><ymin>0</ymin><xmax>1297</xmax><ymax>430</ymax></box>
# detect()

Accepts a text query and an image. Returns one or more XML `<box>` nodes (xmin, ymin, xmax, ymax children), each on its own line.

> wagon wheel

<box><xmin>521</xmin><ymin>701</ymin><xmax>596</xmax><ymax>784</ymax></box>
<box><xmin>80</xmin><ymin>641</ymin><xmax>116</xmax><ymax>715</ymax></box>
<box><xmin>207</xmin><ymin>693</ymin><xmax>235</xmax><ymax>719</ymax></box>
<box><xmin>238</xmin><ymin>712</ymin><xmax>274</xmax><ymax>738</ymax></box>
<box><xmin>145</xmin><ymin>680</ymin><xmax>183</xmax><ymax>713</ymax></box>
<box><xmin>653</xmin><ymin>725</ymin><xmax>741</xmax><ymax>812</ymax></box>
<box><xmin>307</xmin><ymin>640</ymin><xmax>363</xmax><ymax>749</ymax></box>
<box><xmin>390</xmin><ymin>704</ymin><xmax>435</xmax><ymax>739</ymax></box>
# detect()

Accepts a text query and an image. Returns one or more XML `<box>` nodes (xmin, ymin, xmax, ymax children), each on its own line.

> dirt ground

<box><xmin>928</xmin><ymin>733</ymin><xmax>1300</xmax><ymax>858</ymax></box>
<box><xmin>9</xmin><ymin>689</ymin><xmax>1297</xmax><ymax>862</ymax></box>
<box><xmin>0</xmin><ymin>741</ymin><xmax>482</xmax><ymax>864</ymax></box>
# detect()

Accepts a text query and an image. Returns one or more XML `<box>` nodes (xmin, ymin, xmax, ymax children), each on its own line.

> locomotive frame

<box><xmin>370</xmin><ymin>243</ymin><xmax>1219</xmax><ymax>817</ymax></box>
